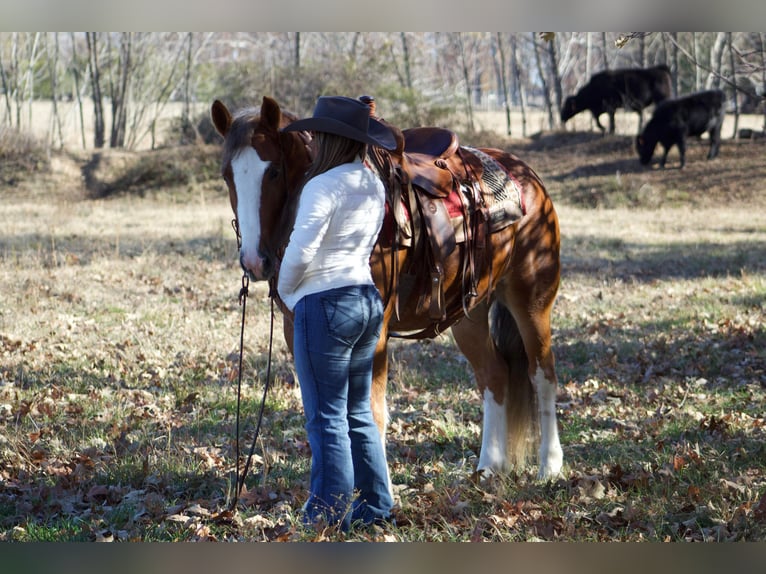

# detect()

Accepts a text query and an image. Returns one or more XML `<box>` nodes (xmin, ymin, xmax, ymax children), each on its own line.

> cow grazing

<box><xmin>636</xmin><ymin>89</ymin><xmax>726</xmax><ymax>169</ymax></box>
<box><xmin>561</xmin><ymin>65</ymin><xmax>672</xmax><ymax>134</ymax></box>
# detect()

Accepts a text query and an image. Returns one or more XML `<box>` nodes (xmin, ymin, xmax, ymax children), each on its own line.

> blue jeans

<box><xmin>293</xmin><ymin>284</ymin><xmax>392</xmax><ymax>531</ymax></box>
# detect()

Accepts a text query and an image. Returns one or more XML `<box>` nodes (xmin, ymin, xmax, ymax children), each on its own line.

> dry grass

<box><xmin>1</xmin><ymin>119</ymin><xmax>765</xmax><ymax>541</ymax></box>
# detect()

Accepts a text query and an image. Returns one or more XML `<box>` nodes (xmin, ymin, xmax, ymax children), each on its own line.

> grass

<box><xmin>1</xmin><ymin>128</ymin><xmax>765</xmax><ymax>541</ymax></box>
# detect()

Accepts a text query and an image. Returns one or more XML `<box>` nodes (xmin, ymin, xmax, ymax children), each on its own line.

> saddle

<box><xmin>365</xmin><ymin>106</ymin><xmax>526</xmax><ymax>338</ymax></box>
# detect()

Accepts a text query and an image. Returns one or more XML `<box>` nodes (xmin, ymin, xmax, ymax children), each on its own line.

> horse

<box><xmin>210</xmin><ymin>96</ymin><xmax>564</xmax><ymax>482</ymax></box>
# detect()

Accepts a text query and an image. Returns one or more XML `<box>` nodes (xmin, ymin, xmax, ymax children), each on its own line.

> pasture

<box><xmin>1</xmin><ymin>116</ymin><xmax>765</xmax><ymax>541</ymax></box>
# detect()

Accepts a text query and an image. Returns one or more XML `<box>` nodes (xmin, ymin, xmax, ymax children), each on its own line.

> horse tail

<box><xmin>489</xmin><ymin>299</ymin><xmax>538</xmax><ymax>469</ymax></box>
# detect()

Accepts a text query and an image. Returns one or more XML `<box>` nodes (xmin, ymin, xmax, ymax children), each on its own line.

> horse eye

<box><xmin>266</xmin><ymin>165</ymin><xmax>280</xmax><ymax>180</ymax></box>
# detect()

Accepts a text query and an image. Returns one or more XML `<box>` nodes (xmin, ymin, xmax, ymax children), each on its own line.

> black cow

<box><xmin>561</xmin><ymin>65</ymin><xmax>672</xmax><ymax>134</ymax></box>
<box><xmin>636</xmin><ymin>89</ymin><xmax>726</xmax><ymax>169</ymax></box>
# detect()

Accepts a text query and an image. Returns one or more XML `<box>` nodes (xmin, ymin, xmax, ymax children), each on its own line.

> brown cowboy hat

<box><xmin>282</xmin><ymin>96</ymin><xmax>396</xmax><ymax>150</ymax></box>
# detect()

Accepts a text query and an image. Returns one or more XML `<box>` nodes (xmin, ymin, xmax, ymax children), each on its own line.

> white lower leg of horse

<box><xmin>532</xmin><ymin>368</ymin><xmax>563</xmax><ymax>479</ymax></box>
<box><xmin>381</xmin><ymin>396</ymin><xmax>394</xmax><ymax>498</ymax></box>
<box><xmin>477</xmin><ymin>387</ymin><xmax>507</xmax><ymax>476</ymax></box>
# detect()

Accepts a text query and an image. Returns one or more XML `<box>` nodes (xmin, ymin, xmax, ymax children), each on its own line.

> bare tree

<box><xmin>669</xmin><ymin>32</ymin><xmax>679</xmax><ymax>97</ymax></box>
<box><xmin>511</xmin><ymin>34</ymin><xmax>528</xmax><ymax>137</ymax></box>
<box><xmin>531</xmin><ymin>33</ymin><xmax>554</xmax><ymax>129</ymax></box>
<box><xmin>86</xmin><ymin>32</ymin><xmax>105</xmax><ymax>149</ymax></box>
<box><xmin>545</xmin><ymin>34</ymin><xmax>563</xmax><ymax>126</ymax></box>
<box><xmin>693</xmin><ymin>32</ymin><xmax>703</xmax><ymax>90</ymax></box>
<box><xmin>495</xmin><ymin>33</ymin><xmax>511</xmax><ymax>135</ymax></box>
<box><xmin>400</xmin><ymin>32</ymin><xmax>413</xmax><ymax>92</ymax></box>
<box><xmin>761</xmin><ymin>33</ymin><xmax>766</xmax><ymax>132</ymax></box>
<box><xmin>455</xmin><ymin>33</ymin><xmax>475</xmax><ymax>133</ymax></box>
<box><xmin>180</xmin><ymin>32</ymin><xmax>195</xmax><ymax>143</ymax></box>
<box><xmin>728</xmin><ymin>32</ymin><xmax>739</xmax><ymax>138</ymax></box>
<box><xmin>45</xmin><ymin>33</ymin><xmax>65</xmax><ymax>149</ymax></box>
<box><xmin>707</xmin><ymin>32</ymin><xmax>727</xmax><ymax>89</ymax></box>
<box><xmin>0</xmin><ymin>35</ymin><xmax>13</xmax><ymax>124</ymax></box>
<box><xmin>109</xmin><ymin>32</ymin><xmax>132</xmax><ymax>148</ymax></box>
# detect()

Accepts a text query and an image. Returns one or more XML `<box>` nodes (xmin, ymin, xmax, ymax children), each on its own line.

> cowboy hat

<box><xmin>282</xmin><ymin>96</ymin><xmax>396</xmax><ymax>150</ymax></box>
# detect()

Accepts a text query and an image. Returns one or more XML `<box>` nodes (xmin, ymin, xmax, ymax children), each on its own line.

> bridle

<box><xmin>226</xmin><ymin>128</ymin><xmax>312</xmax><ymax>511</ymax></box>
<box><xmin>228</xmin><ymin>216</ymin><xmax>276</xmax><ymax>511</ymax></box>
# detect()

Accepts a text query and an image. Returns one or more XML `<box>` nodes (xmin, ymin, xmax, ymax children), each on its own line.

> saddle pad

<box><xmin>463</xmin><ymin>147</ymin><xmax>525</xmax><ymax>215</ymax></box>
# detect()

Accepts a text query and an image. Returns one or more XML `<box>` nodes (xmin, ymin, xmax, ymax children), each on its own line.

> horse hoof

<box><xmin>471</xmin><ymin>467</ymin><xmax>497</xmax><ymax>484</ymax></box>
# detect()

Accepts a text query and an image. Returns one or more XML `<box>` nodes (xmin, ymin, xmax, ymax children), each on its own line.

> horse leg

<box><xmin>370</xmin><ymin>325</ymin><xmax>393</xmax><ymax>495</ymax></box>
<box><xmin>494</xmin><ymin>273</ymin><xmax>563</xmax><ymax>480</ymax></box>
<box><xmin>451</xmin><ymin>300</ymin><xmax>518</xmax><ymax>476</ymax></box>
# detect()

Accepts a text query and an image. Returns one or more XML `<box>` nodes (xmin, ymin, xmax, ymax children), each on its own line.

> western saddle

<box><xmin>360</xmin><ymin>96</ymin><xmax>524</xmax><ymax>338</ymax></box>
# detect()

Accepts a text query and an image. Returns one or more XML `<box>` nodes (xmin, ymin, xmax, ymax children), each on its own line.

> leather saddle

<box><xmin>365</xmin><ymin>108</ymin><xmax>519</xmax><ymax>337</ymax></box>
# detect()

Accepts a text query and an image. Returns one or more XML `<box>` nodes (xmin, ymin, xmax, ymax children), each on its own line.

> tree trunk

<box><xmin>532</xmin><ymin>33</ymin><xmax>554</xmax><ymax>130</ymax></box>
<box><xmin>0</xmin><ymin>38</ymin><xmax>12</xmax><ymax>124</ymax></box>
<box><xmin>456</xmin><ymin>33</ymin><xmax>475</xmax><ymax>133</ymax></box>
<box><xmin>21</xmin><ymin>33</ymin><xmax>42</xmax><ymax>130</ymax></box>
<box><xmin>693</xmin><ymin>32</ymin><xmax>702</xmax><ymax>90</ymax></box>
<box><xmin>180</xmin><ymin>32</ymin><xmax>195</xmax><ymax>144</ymax></box>
<box><xmin>761</xmin><ymin>33</ymin><xmax>766</xmax><ymax>133</ymax></box>
<box><xmin>12</xmin><ymin>33</ymin><xmax>21</xmax><ymax>128</ymax></box>
<box><xmin>511</xmin><ymin>34</ymin><xmax>527</xmax><ymax>137</ymax></box>
<box><xmin>110</xmin><ymin>32</ymin><xmax>131</xmax><ymax>148</ymax></box>
<box><xmin>70</xmin><ymin>32</ymin><xmax>87</xmax><ymax>149</ymax></box>
<box><xmin>546</xmin><ymin>34</ymin><xmax>563</xmax><ymax>127</ymax></box>
<box><xmin>600</xmin><ymin>32</ymin><xmax>608</xmax><ymax>70</ymax></box>
<box><xmin>707</xmin><ymin>32</ymin><xmax>726</xmax><ymax>89</ymax></box>
<box><xmin>669</xmin><ymin>32</ymin><xmax>679</xmax><ymax>97</ymax></box>
<box><xmin>86</xmin><ymin>32</ymin><xmax>105</xmax><ymax>149</ymax></box>
<box><xmin>46</xmin><ymin>32</ymin><xmax>65</xmax><ymax>150</ymax></box>
<box><xmin>401</xmin><ymin>32</ymin><xmax>413</xmax><ymax>91</ymax></box>
<box><xmin>495</xmin><ymin>33</ymin><xmax>511</xmax><ymax>135</ymax></box>
<box><xmin>727</xmin><ymin>32</ymin><xmax>739</xmax><ymax>138</ymax></box>
<box><xmin>293</xmin><ymin>32</ymin><xmax>300</xmax><ymax>113</ymax></box>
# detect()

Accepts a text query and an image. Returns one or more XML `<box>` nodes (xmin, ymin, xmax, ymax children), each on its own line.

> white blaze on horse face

<box><xmin>477</xmin><ymin>388</ymin><xmax>507</xmax><ymax>474</ymax></box>
<box><xmin>532</xmin><ymin>365</ymin><xmax>563</xmax><ymax>479</ymax></box>
<box><xmin>231</xmin><ymin>147</ymin><xmax>269</xmax><ymax>279</ymax></box>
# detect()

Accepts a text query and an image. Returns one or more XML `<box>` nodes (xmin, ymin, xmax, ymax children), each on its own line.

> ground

<box><xmin>1</xmin><ymin>124</ymin><xmax>765</xmax><ymax>542</ymax></box>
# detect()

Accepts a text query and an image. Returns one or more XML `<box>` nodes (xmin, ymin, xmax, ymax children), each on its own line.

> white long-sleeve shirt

<box><xmin>277</xmin><ymin>158</ymin><xmax>385</xmax><ymax>312</ymax></box>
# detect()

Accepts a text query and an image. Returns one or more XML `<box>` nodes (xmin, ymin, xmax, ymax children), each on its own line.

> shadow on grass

<box><xmin>563</xmin><ymin>237</ymin><xmax>766</xmax><ymax>281</ymax></box>
<box><xmin>0</xmin><ymin>230</ymin><xmax>234</xmax><ymax>267</ymax></box>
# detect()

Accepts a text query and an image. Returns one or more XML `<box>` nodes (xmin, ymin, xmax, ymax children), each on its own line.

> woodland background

<box><xmin>1</xmin><ymin>32</ymin><xmax>765</xmax><ymax>151</ymax></box>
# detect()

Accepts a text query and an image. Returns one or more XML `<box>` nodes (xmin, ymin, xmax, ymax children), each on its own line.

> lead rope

<box><xmin>228</xmin><ymin>220</ymin><xmax>276</xmax><ymax>512</ymax></box>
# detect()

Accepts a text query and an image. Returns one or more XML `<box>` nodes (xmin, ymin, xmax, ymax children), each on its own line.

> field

<box><xmin>1</xmin><ymin>109</ymin><xmax>765</xmax><ymax>542</ymax></box>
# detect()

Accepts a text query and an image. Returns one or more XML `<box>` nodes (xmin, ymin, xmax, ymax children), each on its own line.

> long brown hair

<box><xmin>302</xmin><ymin>131</ymin><xmax>367</xmax><ymax>185</ymax></box>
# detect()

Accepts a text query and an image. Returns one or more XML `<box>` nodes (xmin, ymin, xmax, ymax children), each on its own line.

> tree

<box><xmin>86</xmin><ymin>32</ymin><xmax>105</xmax><ymax>149</ymax></box>
<box><xmin>707</xmin><ymin>32</ymin><xmax>727</xmax><ymax>89</ymax></box>
<box><xmin>545</xmin><ymin>33</ymin><xmax>563</xmax><ymax>126</ymax></box>
<box><xmin>45</xmin><ymin>33</ymin><xmax>65</xmax><ymax>149</ymax></box>
<box><xmin>510</xmin><ymin>34</ymin><xmax>528</xmax><ymax>137</ymax></box>
<box><xmin>109</xmin><ymin>32</ymin><xmax>132</xmax><ymax>148</ymax></box>
<box><xmin>495</xmin><ymin>33</ymin><xmax>511</xmax><ymax>135</ymax></box>
<box><xmin>531</xmin><ymin>33</ymin><xmax>554</xmax><ymax>130</ymax></box>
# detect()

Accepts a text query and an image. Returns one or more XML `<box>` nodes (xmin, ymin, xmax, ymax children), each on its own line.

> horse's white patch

<box><xmin>231</xmin><ymin>147</ymin><xmax>269</xmax><ymax>270</ymax></box>
<box><xmin>477</xmin><ymin>388</ymin><xmax>507</xmax><ymax>473</ymax></box>
<box><xmin>531</xmin><ymin>366</ymin><xmax>563</xmax><ymax>479</ymax></box>
<box><xmin>380</xmin><ymin>395</ymin><xmax>394</xmax><ymax>498</ymax></box>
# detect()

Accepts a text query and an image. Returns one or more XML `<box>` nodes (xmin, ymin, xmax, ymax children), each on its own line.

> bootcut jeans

<box><xmin>293</xmin><ymin>284</ymin><xmax>393</xmax><ymax>531</ymax></box>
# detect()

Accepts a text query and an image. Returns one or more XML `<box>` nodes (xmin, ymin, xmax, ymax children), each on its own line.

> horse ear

<box><xmin>261</xmin><ymin>96</ymin><xmax>282</xmax><ymax>130</ymax></box>
<box><xmin>211</xmin><ymin>100</ymin><xmax>232</xmax><ymax>137</ymax></box>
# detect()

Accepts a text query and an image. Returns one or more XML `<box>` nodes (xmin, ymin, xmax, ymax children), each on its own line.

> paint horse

<box><xmin>211</xmin><ymin>96</ymin><xmax>563</xmax><ymax>481</ymax></box>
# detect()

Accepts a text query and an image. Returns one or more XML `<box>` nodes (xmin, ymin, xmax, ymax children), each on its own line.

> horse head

<box><xmin>211</xmin><ymin>96</ymin><xmax>313</xmax><ymax>282</ymax></box>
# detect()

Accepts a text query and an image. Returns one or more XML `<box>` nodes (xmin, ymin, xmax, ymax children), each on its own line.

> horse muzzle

<box><xmin>239</xmin><ymin>250</ymin><xmax>274</xmax><ymax>282</ymax></box>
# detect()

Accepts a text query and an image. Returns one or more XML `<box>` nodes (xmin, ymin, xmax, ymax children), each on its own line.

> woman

<box><xmin>279</xmin><ymin>96</ymin><xmax>397</xmax><ymax>531</ymax></box>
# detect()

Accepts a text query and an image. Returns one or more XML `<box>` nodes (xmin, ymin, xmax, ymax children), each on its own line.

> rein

<box><xmin>228</xmin><ymin>218</ymin><xmax>277</xmax><ymax>511</ymax></box>
<box><xmin>226</xmin><ymin>129</ymin><xmax>312</xmax><ymax>510</ymax></box>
